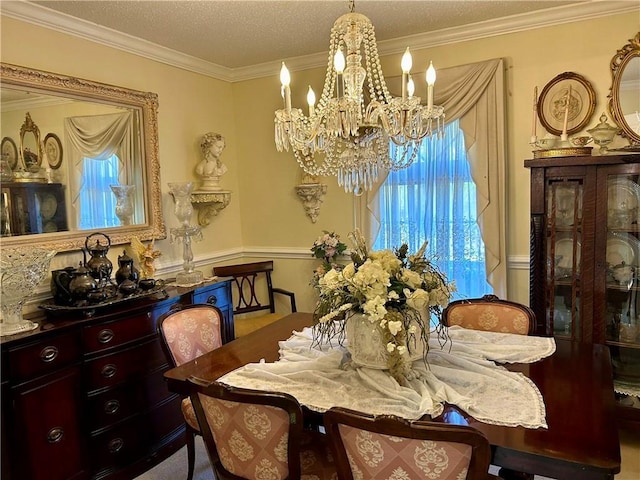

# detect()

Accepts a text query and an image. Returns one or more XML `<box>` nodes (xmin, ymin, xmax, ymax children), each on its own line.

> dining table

<box><xmin>164</xmin><ymin>312</ymin><xmax>621</xmax><ymax>480</ymax></box>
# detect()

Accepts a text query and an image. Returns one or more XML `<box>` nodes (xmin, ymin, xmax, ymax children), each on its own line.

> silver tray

<box><xmin>39</xmin><ymin>279</ymin><xmax>168</xmax><ymax>317</ymax></box>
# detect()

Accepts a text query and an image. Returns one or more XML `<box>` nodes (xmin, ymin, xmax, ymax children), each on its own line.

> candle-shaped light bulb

<box><xmin>334</xmin><ymin>48</ymin><xmax>345</xmax><ymax>98</ymax></box>
<box><xmin>426</xmin><ymin>61</ymin><xmax>436</xmax><ymax>86</ymax></box>
<box><xmin>426</xmin><ymin>61</ymin><xmax>436</xmax><ymax>109</ymax></box>
<box><xmin>280</xmin><ymin>62</ymin><xmax>290</xmax><ymax>87</ymax></box>
<box><xmin>307</xmin><ymin>86</ymin><xmax>316</xmax><ymax>116</ymax></box>
<box><xmin>333</xmin><ymin>48</ymin><xmax>345</xmax><ymax>73</ymax></box>
<box><xmin>401</xmin><ymin>47</ymin><xmax>412</xmax><ymax>101</ymax></box>
<box><xmin>407</xmin><ymin>76</ymin><xmax>415</xmax><ymax>97</ymax></box>
<box><xmin>280</xmin><ymin>62</ymin><xmax>291</xmax><ymax>112</ymax></box>
<box><xmin>401</xmin><ymin>47</ymin><xmax>412</xmax><ymax>73</ymax></box>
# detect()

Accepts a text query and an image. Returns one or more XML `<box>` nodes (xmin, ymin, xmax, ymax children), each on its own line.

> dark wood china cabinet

<box><xmin>0</xmin><ymin>279</ymin><xmax>233</xmax><ymax>480</ymax></box>
<box><xmin>527</xmin><ymin>153</ymin><xmax>640</xmax><ymax>427</ymax></box>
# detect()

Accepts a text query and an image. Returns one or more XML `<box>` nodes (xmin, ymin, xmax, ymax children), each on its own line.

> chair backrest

<box><xmin>157</xmin><ymin>303</ymin><xmax>224</xmax><ymax>367</ymax></box>
<box><xmin>213</xmin><ymin>260</ymin><xmax>296</xmax><ymax>315</ymax></box>
<box><xmin>442</xmin><ymin>294</ymin><xmax>536</xmax><ymax>335</ymax></box>
<box><xmin>324</xmin><ymin>407</ymin><xmax>496</xmax><ymax>480</ymax></box>
<box><xmin>187</xmin><ymin>379</ymin><xmax>306</xmax><ymax>480</ymax></box>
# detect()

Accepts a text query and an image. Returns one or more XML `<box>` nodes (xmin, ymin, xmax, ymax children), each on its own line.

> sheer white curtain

<box><xmin>364</xmin><ymin>58</ymin><xmax>507</xmax><ymax>297</ymax></box>
<box><xmin>373</xmin><ymin>120</ymin><xmax>491</xmax><ymax>298</ymax></box>
<box><xmin>64</xmin><ymin>111</ymin><xmax>139</xmax><ymax>228</ymax></box>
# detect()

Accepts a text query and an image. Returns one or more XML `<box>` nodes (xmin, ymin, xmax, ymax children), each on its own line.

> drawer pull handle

<box><xmin>206</xmin><ymin>295</ymin><xmax>218</xmax><ymax>305</ymax></box>
<box><xmin>40</xmin><ymin>346</ymin><xmax>59</xmax><ymax>363</ymax></box>
<box><xmin>97</xmin><ymin>329</ymin><xmax>114</xmax><ymax>344</ymax></box>
<box><xmin>101</xmin><ymin>364</ymin><xmax>117</xmax><ymax>378</ymax></box>
<box><xmin>108</xmin><ymin>437</ymin><xmax>124</xmax><ymax>454</ymax></box>
<box><xmin>47</xmin><ymin>427</ymin><xmax>64</xmax><ymax>444</ymax></box>
<box><xmin>104</xmin><ymin>399</ymin><xmax>120</xmax><ymax>415</ymax></box>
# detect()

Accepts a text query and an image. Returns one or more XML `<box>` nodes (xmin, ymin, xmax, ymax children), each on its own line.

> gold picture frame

<box><xmin>44</xmin><ymin>133</ymin><xmax>63</xmax><ymax>169</ymax></box>
<box><xmin>537</xmin><ymin>72</ymin><xmax>596</xmax><ymax>136</ymax></box>
<box><xmin>1</xmin><ymin>137</ymin><xmax>18</xmax><ymax>170</ymax></box>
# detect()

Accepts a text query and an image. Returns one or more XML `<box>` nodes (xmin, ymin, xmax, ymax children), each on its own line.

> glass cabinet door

<box><xmin>604</xmin><ymin>173</ymin><xmax>640</xmax><ymax>404</ymax></box>
<box><xmin>546</xmin><ymin>180</ymin><xmax>583</xmax><ymax>338</ymax></box>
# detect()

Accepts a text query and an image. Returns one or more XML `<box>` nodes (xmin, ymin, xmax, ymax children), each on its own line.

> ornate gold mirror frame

<box><xmin>608</xmin><ymin>32</ymin><xmax>640</xmax><ymax>147</ymax></box>
<box><xmin>0</xmin><ymin>63</ymin><xmax>166</xmax><ymax>252</ymax></box>
<box><xmin>19</xmin><ymin>112</ymin><xmax>41</xmax><ymax>172</ymax></box>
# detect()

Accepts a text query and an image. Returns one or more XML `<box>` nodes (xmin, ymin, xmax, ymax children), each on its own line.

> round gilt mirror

<box><xmin>608</xmin><ymin>32</ymin><xmax>640</xmax><ymax>148</ymax></box>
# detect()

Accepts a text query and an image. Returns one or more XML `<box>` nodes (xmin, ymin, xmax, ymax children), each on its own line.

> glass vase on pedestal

<box><xmin>110</xmin><ymin>184</ymin><xmax>135</xmax><ymax>225</ymax></box>
<box><xmin>168</xmin><ymin>182</ymin><xmax>204</xmax><ymax>287</ymax></box>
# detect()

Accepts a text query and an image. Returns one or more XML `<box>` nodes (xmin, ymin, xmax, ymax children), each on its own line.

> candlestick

<box><xmin>561</xmin><ymin>85</ymin><xmax>572</xmax><ymax>141</ymax></box>
<box><xmin>531</xmin><ymin>86</ymin><xmax>538</xmax><ymax>143</ymax></box>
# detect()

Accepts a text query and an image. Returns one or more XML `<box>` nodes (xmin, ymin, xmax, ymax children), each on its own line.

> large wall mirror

<box><xmin>0</xmin><ymin>63</ymin><xmax>165</xmax><ymax>252</ymax></box>
<box><xmin>609</xmin><ymin>32</ymin><xmax>640</xmax><ymax>147</ymax></box>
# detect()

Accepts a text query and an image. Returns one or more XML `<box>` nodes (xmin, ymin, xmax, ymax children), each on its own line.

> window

<box><xmin>78</xmin><ymin>154</ymin><xmax>120</xmax><ymax>229</ymax></box>
<box><xmin>373</xmin><ymin>120</ymin><xmax>491</xmax><ymax>298</ymax></box>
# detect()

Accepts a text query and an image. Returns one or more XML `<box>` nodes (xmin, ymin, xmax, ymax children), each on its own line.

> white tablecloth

<box><xmin>219</xmin><ymin>325</ymin><xmax>556</xmax><ymax>429</ymax></box>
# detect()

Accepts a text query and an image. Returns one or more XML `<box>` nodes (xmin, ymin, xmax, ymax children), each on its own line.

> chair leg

<box><xmin>186</xmin><ymin>424</ymin><xmax>196</xmax><ymax>480</ymax></box>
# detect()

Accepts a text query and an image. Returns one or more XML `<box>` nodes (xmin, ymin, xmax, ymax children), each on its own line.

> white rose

<box><xmin>387</xmin><ymin>343</ymin><xmax>396</xmax><ymax>352</ymax></box>
<box><xmin>400</xmin><ymin>269</ymin><xmax>423</xmax><ymax>289</ymax></box>
<box><xmin>405</xmin><ymin>288</ymin><xmax>429</xmax><ymax>310</ymax></box>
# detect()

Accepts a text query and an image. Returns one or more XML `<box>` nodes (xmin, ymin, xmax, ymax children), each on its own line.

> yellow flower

<box><xmin>387</xmin><ymin>320</ymin><xmax>403</xmax><ymax>336</ymax></box>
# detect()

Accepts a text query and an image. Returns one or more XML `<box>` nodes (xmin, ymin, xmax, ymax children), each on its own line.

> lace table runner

<box><xmin>219</xmin><ymin>325</ymin><xmax>556</xmax><ymax>429</ymax></box>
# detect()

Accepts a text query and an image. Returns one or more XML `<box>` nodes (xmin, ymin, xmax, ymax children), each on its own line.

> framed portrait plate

<box><xmin>1</xmin><ymin>137</ymin><xmax>18</xmax><ymax>170</ymax></box>
<box><xmin>537</xmin><ymin>72</ymin><xmax>596</xmax><ymax>136</ymax></box>
<box><xmin>44</xmin><ymin>133</ymin><xmax>63</xmax><ymax>169</ymax></box>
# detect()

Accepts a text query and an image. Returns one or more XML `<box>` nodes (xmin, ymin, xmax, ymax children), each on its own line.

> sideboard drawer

<box><xmin>86</xmin><ymin>369</ymin><xmax>176</xmax><ymax>432</ymax></box>
<box><xmin>84</xmin><ymin>340</ymin><xmax>166</xmax><ymax>391</ymax></box>
<box><xmin>83</xmin><ymin>310</ymin><xmax>156</xmax><ymax>353</ymax></box>
<box><xmin>192</xmin><ymin>281</ymin><xmax>231</xmax><ymax>308</ymax></box>
<box><xmin>90</xmin><ymin>419</ymin><xmax>144</xmax><ymax>474</ymax></box>
<box><xmin>8</xmin><ymin>331</ymin><xmax>80</xmax><ymax>383</ymax></box>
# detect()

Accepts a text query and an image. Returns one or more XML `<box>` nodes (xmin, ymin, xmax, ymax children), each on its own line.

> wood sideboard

<box><xmin>0</xmin><ymin>279</ymin><xmax>233</xmax><ymax>480</ymax></box>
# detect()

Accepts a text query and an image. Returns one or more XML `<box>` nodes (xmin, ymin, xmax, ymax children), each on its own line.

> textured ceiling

<box><xmin>29</xmin><ymin>0</ymin><xmax>584</xmax><ymax>69</ymax></box>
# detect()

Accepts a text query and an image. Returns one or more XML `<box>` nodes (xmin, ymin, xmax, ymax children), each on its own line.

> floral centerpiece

<box><xmin>312</xmin><ymin>230</ymin><xmax>455</xmax><ymax>384</ymax></box>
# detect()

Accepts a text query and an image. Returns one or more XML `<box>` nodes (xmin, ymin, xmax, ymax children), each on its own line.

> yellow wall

<box><xmin>1</xmin><ymin>12</ymin><xmax>638</xmax><ymax>312</ymax></box>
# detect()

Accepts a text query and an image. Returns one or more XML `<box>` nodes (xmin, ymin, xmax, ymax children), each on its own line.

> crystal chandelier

<box><xmin>274</xmin><ymin>0</ymin><xmax>445</xmax><ymax>194</ymax></box>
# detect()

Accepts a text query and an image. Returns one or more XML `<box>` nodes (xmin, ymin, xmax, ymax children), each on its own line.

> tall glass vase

<box><xmin>1</xmin><ymin>248</ymin><xmax>56</xmax><ymax>336</ymax></box>
<box><xmin>110</xmin><ymin>184</ymin><xmax>134</xmax><ymax>225</ymax></box>
<box><xmin>168</xmin><ymin>182</ymin><xmax>204</xmax><ymax>287</ymax></box>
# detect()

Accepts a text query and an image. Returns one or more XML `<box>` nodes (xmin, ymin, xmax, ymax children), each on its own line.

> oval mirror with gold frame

<box><xmin>0</xmin><ymin>63</ymin><xmax>166</xmax><ymax>252</ymax></box>
<box><xmin>19</xmin><ymin>112</ymin><xmax>41</xmax><ymax>173</ymax></box>
<box><xmin>608</xmin><ymin>32</ymin><xmax>640</xmax><ymax>148</ymax></box>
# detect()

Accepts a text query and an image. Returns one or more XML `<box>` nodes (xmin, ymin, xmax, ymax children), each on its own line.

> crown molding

<box><xmin>1</xmin><ymin>0</ymin><xmax>235</xmax><ymax>81</ymax></box>
<box><xmin>2</xmin><ymin>1</ymin><xmax>637</xmax><ymax>83</ymax></box>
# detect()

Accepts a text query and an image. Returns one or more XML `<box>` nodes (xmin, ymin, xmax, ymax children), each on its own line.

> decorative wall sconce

<box><xmin>190</xmin><ymin>191</ymin><xmax>231</xmax><ymax>226</ymax></box>
<box><xmin>295</xmin><ymin>183</ymin><xmax>327</xmax><ymax>223</ymax></box>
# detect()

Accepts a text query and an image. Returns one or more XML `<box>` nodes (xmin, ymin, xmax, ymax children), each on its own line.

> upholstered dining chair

<box><xmin>187</xmin><ymin>378</ymin><xmax>337</xmax><ymax>480</ymax></box>
<box><xmin>213</xmin><ymin>260</ymin><xmax>297</xmax><ymax>337</ymax></box>
<box><xmin>324</xmin><ymin>407</ymin><xmax>500</xmax><ymax>480</ymax></box>
<box><xmin>442</xmin><ymin>294</ymin><xmax>536</xmax><ymax>335</ymax></box>
<box><xmin>157</xmin><ymin>304</ymin><xmax>225</xmax><ymax>480</ymax></box>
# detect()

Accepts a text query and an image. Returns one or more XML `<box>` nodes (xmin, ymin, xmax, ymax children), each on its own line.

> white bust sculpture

<box><xmin>195</xmin><ymin>132</ymin><xmax>227</xmax><ymax>191</ymax></box>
